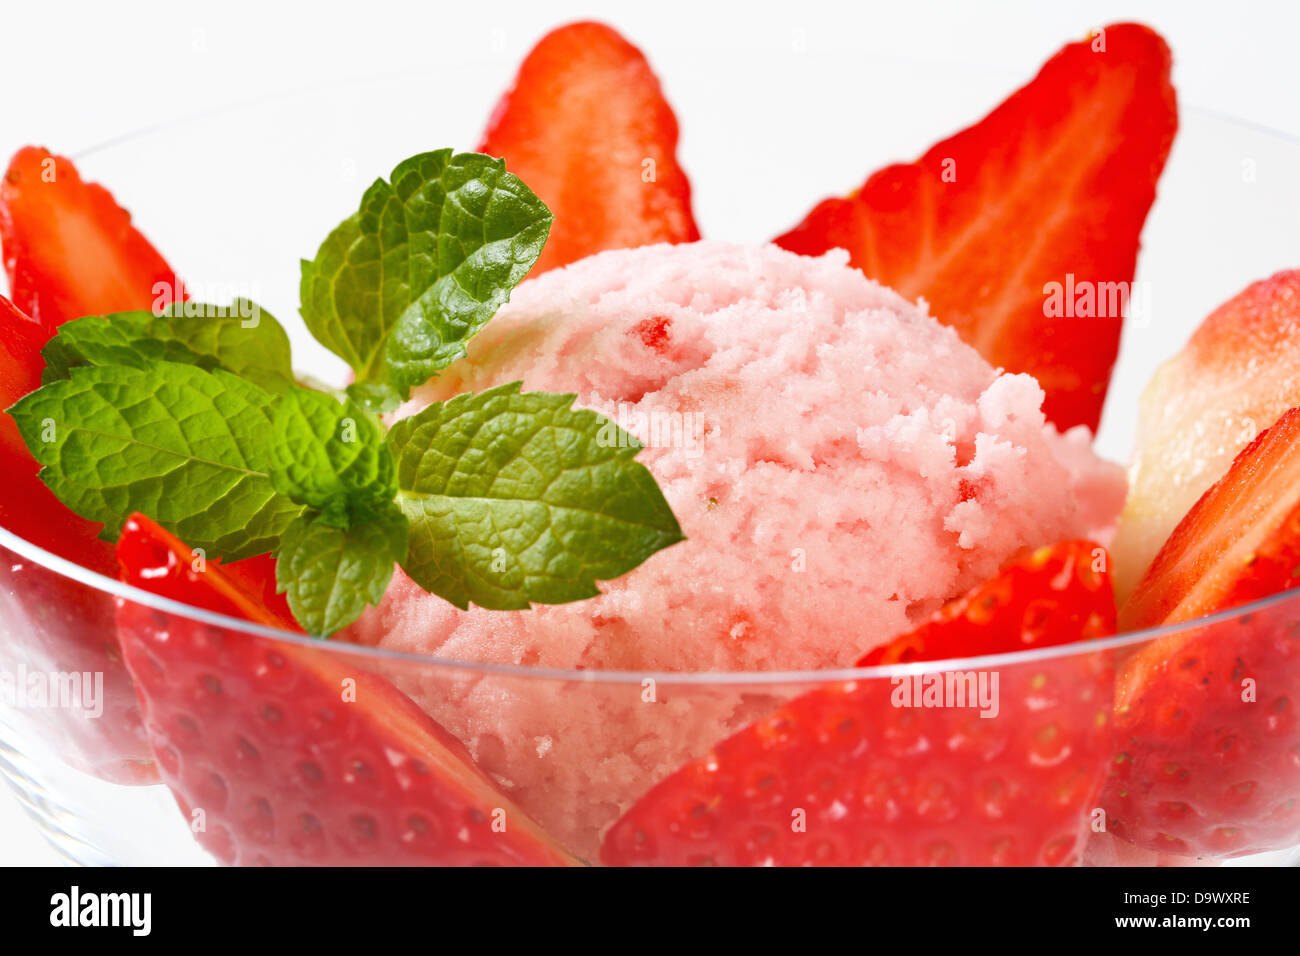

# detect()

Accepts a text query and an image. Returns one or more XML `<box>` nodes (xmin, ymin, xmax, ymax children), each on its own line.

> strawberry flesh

<box><xmin>1</xmin><ymin>146</ymin><xmax>182</xmax><ymax>330</ymax></box>
<box><xmin>601</xmin><ymin>541</ymin><xmax>1116</xmax><ymax>866</ymax></box>
<box><xmin>774</xmin><ymin>22</ymin><xmax>1177</xmax><ymax>431</ymax></box>
<box><xmin>480</xmin><ymin>21</ymin><xmax>700</xmax><ymax>274</ymax></box>
<box><xmin>1106</xmin><ymin>408</ymin><xmax>1300</xmax><ymax>857</ymax></box>
<box><xmin>114</xmin><ymin>513</ymin><xmax>579</xmax><ymax>865</ymax></box>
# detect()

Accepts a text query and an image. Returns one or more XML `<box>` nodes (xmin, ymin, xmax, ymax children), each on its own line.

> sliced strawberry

<box><xmin>0</xmin><ymin>291</ymin><xmax>43</xmax><ymax>395</ymax></box>
<box><xmin>1</xmin><ymin>146</ymin><xmax>182</xmax><ymax>330</ymax></box>
<box><xmin>0</xmin><ymin>546</ymin><xmax>154</xmax><ymax>783</ymax></box>
<box><xmin>0</xmin><ymin>293</ymin><xmax>117</xmax><ymax>574</ymax></box>
<box><xmin>775</xmin><ymin>23</ymin><xmax>1177</xmax><ymax>431</ymax></box>
<box><xmin>115</xmin><ymin>514</ymin><xmax>580</xmax><ymax>866</ymax></box>
<box><xmin>216</xmin><ymin>552</ymin><xmax>295</xmax><ymax>628</ymax></box>
<box><xmin>601</xmin><ymin>541</ymin><xmax>1116</xmax><ymax>866</ymax></box>
<box><xmin>0</xmin><ymin>146</ymin><xmax>189</xmax><ymax>779</ymax></box>
<box><xmin>0</xmin><ymin>555</ymin><xmax>156</xmax><ymax>784</ymax></box>
<box><xmin>1122</xmin><ymin>407</ymin><xmax>1300</xmax><ymax>628</ymax></box>
<box><xmin>861</xmin><ymin>541</ymin><xmax>1115</xmax><ymax>665</ymax></box>
<box><xmin>0</xmin><ymin>294</ymin><xmax>154</xmax><ymax>782</ymax></box>
<box><xmin>479</xmin><ymin>21</ymin><xmax>699</xmax><ymax>274</ymax></box>
<box><xmin>1105</xmin><ymin>408</ymin><xmax>1300</xmax><ymax>857</ymax></box>
<box><xmin>1110</xmin><ymin>269</ymin><xmax>1300</xmax><ymax>601</ymax></box>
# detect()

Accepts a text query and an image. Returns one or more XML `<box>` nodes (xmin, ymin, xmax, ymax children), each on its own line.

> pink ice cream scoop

<box><xmin>343</xmin><ymin>240</ymin><xmax>1126</xmax><ymax>855</ymax></box>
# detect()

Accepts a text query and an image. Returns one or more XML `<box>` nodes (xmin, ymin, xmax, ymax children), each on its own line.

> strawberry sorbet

<box><xmin>344</xmin><ymin>240</ymin><xmax>1126</xmax><ymax>854</ymax></box>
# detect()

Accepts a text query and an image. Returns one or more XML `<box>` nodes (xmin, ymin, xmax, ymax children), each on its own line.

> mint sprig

<box><xmin>8</xmin><ymin>148</ymin><xmax>683</xmax><ymax>637</ymax></box>
<box><xmin>300</xmin><ymin>150</ymin><xmax>551</xmax><ymax>396</ymax></box>
<box><xmin>391</xmin><ymin>383</ymin><xmax>684</xmax><ymax>610</ymax></box>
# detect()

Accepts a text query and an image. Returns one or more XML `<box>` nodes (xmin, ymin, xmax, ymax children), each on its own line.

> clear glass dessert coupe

<box><xmin>2</xmin><ymin>52</ymin><xmax>1299</xmax><ymax>866</ymax></box>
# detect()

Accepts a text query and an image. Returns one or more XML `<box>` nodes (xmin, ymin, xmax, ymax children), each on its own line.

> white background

<box><xmin>1</xmin><ymin>0</ymin><xmax>1297</xmax><ymax>865</ymax></box>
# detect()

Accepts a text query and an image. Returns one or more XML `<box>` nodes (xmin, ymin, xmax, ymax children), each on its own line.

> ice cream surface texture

<box><xmin>344</xmin><ymin>240</ymin><xmax>1126</xmax><ymax>853</ymax></box>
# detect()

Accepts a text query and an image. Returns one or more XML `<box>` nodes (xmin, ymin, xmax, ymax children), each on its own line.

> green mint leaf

<box><xmin>268</xmin><ymin>388</ymin><xmax>396</xmax><ymax>527</ymax></box>
<box><xmin>275</xmin><ymin>504</ymin><xmax>407</xmax><ymax>635</ymax></box>
<box><xmin>41</xmin><ymin>300</ymin><xmax>295</xmax><ymax>393</ymax></box>
<box><xmin>7</xmin><ymin>362</ymin><xmax>302</xmax><ymax>559</ymax></box>
<box><xmin>388</xmin><ymin>382</ymin><xmax>684</xmax><ymax>610</ymax></box>
<box><xmin>300</xmin><ymin>150</ymin><xmax>551</xmax><ymax>394</ymax></box>
<box><xmin>345</xmin><ymin>381</ymin><xmax>403</xmax><ymax>414</ymax></box>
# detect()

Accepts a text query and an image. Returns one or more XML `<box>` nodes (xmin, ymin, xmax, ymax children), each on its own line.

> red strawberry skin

<box><xmin>480</xmin><ymin>21</ymin><xmax>699</xmax><ymax>274</ymax></box>
<box><xmin>1106</xmin><ymin>408</ymin><xmax>1300</xmax><ymax>857</ymax></box>
<box><xmin>0</xmin><ymin>294</ymin><xmax>118</xmax><ymax>574</ymax></box>
<box><xmin>861</xmin><ymin>542</ymin><xmax>1115</xmax><ymax>665</ymax></box>
<box><xmin>601</xmin><ymin>541</ymin><xmax>1116</xmax><ymax>866</ymax></box>
<box><xmin>115</xmin><ymin>514</ymin><xmax>579</xmax><ymax>866</ymax></box>
<box><xmin>1</xmin><ymin>146</ymin><xmax>182</xmax><ymax>330</ymax></box>
<box><xmin>775</xmin><ymin>23</ymin><xmax>1177</xmax><ymax>432</ymax></box>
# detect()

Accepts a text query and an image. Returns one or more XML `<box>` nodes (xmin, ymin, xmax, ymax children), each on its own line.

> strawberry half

<box><xmin>479</xmin><ymin>21</ymin><xmax>700</xmax><ymax>274</ymax></box>
<box><xmin>114</xmin><ymin>514</ymin><xmax>579</xmax><ymax>865</ymax></box>
<box><xmin>601</xmin><ymin>541</ymin><xmax>1116</xmax><ymax>866</ymax></box>
<box><xmin>1110</xmin><ymin>269</ymin><xmax>1300</xmax><ymax>601</ymax></box>
<box><xmin>1106</xmin><ymin>408</ymin><xmax>1300</xmax><ymax>857</ymax></box>
<box><xmin>775</xmin><ymin>22</ymin><xmax>1177</xmax><ymax>431</ymax></box>
<box><xmin>1</xmin><ymin>146</ymin><xmax>182</xmax><ymax>330</ymax></box>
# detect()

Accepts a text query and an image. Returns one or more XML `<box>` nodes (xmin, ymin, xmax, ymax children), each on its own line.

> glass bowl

<box><xmin>2</xmin><ymin>52</ymin><xmax>1300</xmax><ymax>866</ymax></box>
<box><xmin>4</xmin><ymin>526</ymin><xmax>1300</xmax><ymax>866</ymax></box>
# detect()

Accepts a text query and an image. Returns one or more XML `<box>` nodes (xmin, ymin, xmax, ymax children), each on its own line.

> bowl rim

<box><xmin>64</xmin><ymin>68</ymin><xmax>1300</xmax><ymax>162</ymax></box>
<box><xmin>5</xmin><ymin>522</ymin><xmax>1295</xmax><ymax>686</ymax></box>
